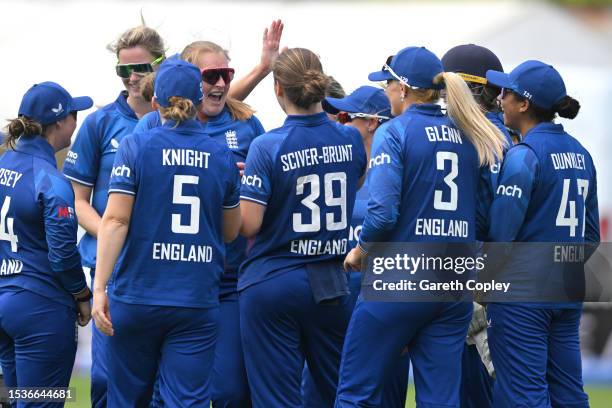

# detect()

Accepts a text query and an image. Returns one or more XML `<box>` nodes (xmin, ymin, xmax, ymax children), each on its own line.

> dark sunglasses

<box><xmin>115</xmin><ymin>55</ymin><xmax>164</xmax><ymax>78</ymax></box>
<box><xmin>201</xmin><ymin>68</ymin><xmax>235</xmax><ymax>85</ymax></box>
<box><xmin>337</xmin><ymin>111</ymin><xmax>390</xmax><ymax>125</ymax></box>
<box><xmin>381</xmin><ymin>55</ymin><xmax>394</xmax><ymax>72</ymax></box>
<box><xmin>70</xmin><ymin>111</ymin><xmax>78</xmax><ymax>120</ymax></box>
<box><xmin>501</xmin><ymin>88</ymin><xmax>525</xmax><ymax>100</ymax></box>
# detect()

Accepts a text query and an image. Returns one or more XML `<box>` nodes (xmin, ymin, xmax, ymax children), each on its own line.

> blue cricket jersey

<box><xmin>107</xmin><ymin>119</ymin><xmax>241</xmax><ymax>308</ymax></box>
<box><xmin>488</xmin><ymin>123</ymin><xmax>599</xmax><ymax>307</ymax></box>
<box><xmin>63</xmin><ymin>91</ymin><xmax>139</xmax><ymax>268</ymax></box>
<box><xmin>239</xmin><ymin>112</ymin><xmax>367</xmax><ymax>291</ymax></box>
<box><xmin>135</xmin><ymin>106</ymin><xmax>265</xmax><ymax>295</ymax></box>
<box><xmin>0</xmin><ymin>136</ymin><xmax>87</xmax><ymax>309</ymax></box>
<box><xmin>359</xmin><ymin>104</ymin><xmax>480</xmax><ymax>247</ymax></box>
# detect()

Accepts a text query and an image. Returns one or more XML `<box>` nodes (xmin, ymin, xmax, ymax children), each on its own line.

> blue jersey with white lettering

<box><xmin>239</xmin><ymin>112</ymin><xmax>367</xmax><ymax>291</ymax></box>
<box><xmin>489</xmin><ymin>122</ymin><xmax>599</xmax><ymax>243</ymax></box>
<box><xmin>0</xmin><ymin>136</ymin><xmax>87</xmax><ymax>309</ymax></box>
<box><xmin>488</xmin><ymin>122</ymin><xmax>599</xmax><ymax>308</ymax></box>
<box><xmin>108</xmin><ymin>119</ymin><xmax>240</xmax><ymax>308</ymax></box>
<box><xmin>135</xmin><ymin>107</ymin><xmax>264</xmax><ymax>295</ymax></box>
<box><xmin>359</xmin><ymin>104</ymin><xmax>479</xmax><ymax>247</ymax></box>
<box><xmin>62</xmin><ymin>92</ymin><xmax>139</xmax><ymax>268</ymax></box>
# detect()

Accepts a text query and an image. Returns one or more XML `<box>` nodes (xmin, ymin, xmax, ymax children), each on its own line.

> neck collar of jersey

<box><xmin>16</xmin><ymin>135</ymin><xmax>57</xmax><ymax>167</ymax></box>
<box><xmin>406</xmin><ymin>103</ymin><xmax>443</xmax><ymax>116</ymax></box>
<box><xmin>115</xmin><ymin>91</ymin><xmax>139</xmax><ymax>120</ymax></box>
<box><xmin>207</xmin><ymin>106</ymin><xmax>231</xmax><ymax>124</ymax></box>
<box><xmin>284</xmin><ymin>111</ymin><xmax>328</xmax><ymax>127</ymax></box>
<box><xmin>524</xmin><ymin>121</ymin><xmax>564</xmax><ymax>138</ymax></box>
<box><xmin>162</xmin><ymin>118</ymin><xmax>202</xmax><ymax>132</ymax></box>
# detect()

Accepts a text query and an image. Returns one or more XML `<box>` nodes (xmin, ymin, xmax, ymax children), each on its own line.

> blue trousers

<box><xmin>302</xmin><ymin>272</ymin><xmax>409</xmax><ymax>408</ymax></box>
<box><xmin>240</xmin><ymin>267</ymin><xmax>353</xmax><ymax>408</ymax></box>
<box><xmin>460</xmin><ymin>344</ymin><xmax>493</xmax><ymax>408</ymax></box>
<box><xmin>335</xmin><ymin>299</ymin><xmax>472</xmax><ymax>408</ymax></box>
<box><xmin>488</xmin><ymin>303</ymin><xmax>589</xmax><ymax>408</ymax></box>
<box><xmin>89</xmin><ymin>269</ymin><xmax>107</xmax><ymax>408</ymax></box>
<box><xmin>211</xmin><ymin>293</ymin><xmax>251</xmax><ymax>408</ymax></box>
<box><xmin>107</xmin><ymin>300</ymin><xmax>218</xmax><ymax>408</ymax></box>
<box><xmin>0</xmin><ymin>289</ymin><xmax>77</xmax><ymax>408</ymax></box>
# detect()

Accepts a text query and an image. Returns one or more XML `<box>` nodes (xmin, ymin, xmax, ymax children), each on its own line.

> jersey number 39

<box><xmin>293</xmin><ymin>172</ymin><xmax>347</xmax><ymax>233</ymax></box>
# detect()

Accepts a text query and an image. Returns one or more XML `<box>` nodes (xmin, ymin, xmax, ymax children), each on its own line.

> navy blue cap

<box><xmin>18</xmin><ymin>82</ymin><xmax>93</xmax><ymax>125</ymax></box>
<box><xmin>442</xmin><ymin>44</ymin><xmax>503</xmax><ymax>85</ymax></box>
<box><xmin>487</xmin><ymin>60</ymin><xmax>566</xmax><ymax>110</ymax></box>
<box><xmin>154</xmin><ymin>59</ymin><xmax>204</xmax><ymax>107</ymax></box>
<box><xmin>323</xmin><ymin>86</ymin><xmax>390</xmax><ymax>116</ymax></box>
<box><xmin>368</xmin><ymin>46</ymin><xmax>444</xmax><ymax>89</ymax></box>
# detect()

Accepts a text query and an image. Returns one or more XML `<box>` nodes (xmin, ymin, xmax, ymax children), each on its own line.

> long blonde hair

<box><xmin>433</xmin><ymin>72</ymin><xmax>507</xmax><ymax>166</ymax></box>
<box><xmin>180</xmin><ymin>40</ymin><xmax>255</xmax><ymax>122</ymax></box>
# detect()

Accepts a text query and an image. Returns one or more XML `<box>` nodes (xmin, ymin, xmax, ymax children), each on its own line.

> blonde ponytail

<box><xmin>159</xmin><ymin>96</ymin><xmax>197</xmax><ymax>124</ymax></box>
<box><xmin>435</xmin><ymin>72</ymin><xmax>507</xmax><ymax>167</ymax></box>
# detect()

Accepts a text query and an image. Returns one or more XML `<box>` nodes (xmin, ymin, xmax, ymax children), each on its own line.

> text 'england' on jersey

<box><xmin>239</xmin><ymin>112</ymin><xmax>367</xmax><ymax>290</ymax></box>
<box><xmin>107</xmin><ymin>119</ymin><xmax>240</xmax><ymax>308</ymax></box>
<box><xmin>359</xmin><ymin>104</ymin><xmax>480</xmax><ymax>246</ymax></box>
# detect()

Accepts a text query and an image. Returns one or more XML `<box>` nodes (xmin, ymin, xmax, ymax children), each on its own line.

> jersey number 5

<box><xmin>293</xmin><ymin>172</ymin><xmax>347</xmax><ymax>233</ymax></box>
<box><xmin>171</xmin><ymin>175</ymin><xmax>200</xmax><ymax>235</ymax></box>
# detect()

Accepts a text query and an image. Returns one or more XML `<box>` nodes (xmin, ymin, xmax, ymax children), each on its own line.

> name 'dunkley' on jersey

<box><xmin>280</xmin><ymin>145</ymin><xmax>353</xmax><ymax>172</ymax></box>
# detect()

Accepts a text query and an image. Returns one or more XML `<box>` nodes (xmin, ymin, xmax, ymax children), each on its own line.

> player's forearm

<box><xmin>94</xmin><ymin>217</ymin><xmax>128</xmax><ymax>292</ymax></box>
<box><xmin>228</xmin><ymin>64</ymin><xmax>270</xmax><ymax>102</ymax></box>
<box><xmin>74</xmin><ymin>198</ymin><xmax>102</xmax><ymax>238</ymax></box>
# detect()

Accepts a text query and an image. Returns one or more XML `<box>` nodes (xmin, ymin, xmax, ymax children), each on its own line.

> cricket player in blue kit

<box><xmin>486</xmin><ymin>61</ymin><xmax>599</xmax><ymax>408</ymax></box>
<box><xmin>91</xmin><ymin>59</ymin><xmax>242</xmax><ymax>408</ymax></box>
<box><xmin>239</xmin><ymin>48</ymin><xmax>367</xmax><ymax>408</ymax></box>
<box><xmin>300</xmin><ymin>85</ymin><xmax>410</xmax><ymax>408</ymax></box>
<box><xmin>336</xmin><ymin>46</ymin><xmax>507</xmax><ymax>408</ymax></box>
<box><xmin>62</xmin><ymin>26</ymin><xmax>167</xmax><ymax>407</ymax></box>
<box><xmin>0</xmin><ymin>82</ymin><xmax>94</xmax><ymax>406</ymax></box>
<box><xmin>442</xmin><ymin>44</ymin><xmax>514</xmax><ymax>408</ymax></box>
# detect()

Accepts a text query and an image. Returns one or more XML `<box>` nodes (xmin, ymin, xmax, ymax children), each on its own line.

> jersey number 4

<box><xmin>0</xmin><ymin>197</ymin><xmax>18</xmax><ymax>252</ymax></box>
<box><xmin>293</xmin><ymin>172</ymin><xmax>347</xmax><ymax>233</ymax></box>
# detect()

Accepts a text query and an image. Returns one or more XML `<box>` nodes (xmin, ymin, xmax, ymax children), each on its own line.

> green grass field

<box><xmin>66</xmin><ymin>374</ymin><xmax>612</xmax><ymax>407</ymax></box>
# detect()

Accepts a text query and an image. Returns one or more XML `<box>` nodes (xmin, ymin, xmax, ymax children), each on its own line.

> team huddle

<box><xmin>0</xmin><ymin>18</ymin><xmax>600</xmax><ymax>408</ymax></box>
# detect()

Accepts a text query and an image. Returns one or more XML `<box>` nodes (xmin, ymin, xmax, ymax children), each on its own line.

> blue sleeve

<box><xmin>37</xmin><ymin>171</ymin><xmax>87</xmax><ymax>294</ymax></box>
<box><xmin>249</xmin><ymin>115</ymin><xmax>266</xmax><ymax>137</ymax></box>
<box><xmin>134</xmin><ymin>111</ymin><xmax>161</xmax><ymax>133</ymax></box>
<box><xmin>348</xmin><ymin>126</ymin><xmax>367</xmax><ymax>178</ymax></box>
<box><xmin>224</xmin><ymin>151</ymin><xmax>241</xmax><ymax>209</ymax></box>
<box><xmin>476</xmin><ymin>165</ymin><xmax>495</xmax><ymax>241</ymax></box>
<box><xmin>240</xmin><ymin>137</ymin><xmax>273</xmax><ymax>206</ymax></box>
<box><xmin>62</xmin><ymin>112</ymin><xmax>100</xmax><ymax>186</ymax></box>
<box><xmin>487</xmin><ymin>145</ymin><xmax>538</xmax><ymax>242</ymax></box>
<box><xmin>585</xmin><ymin>165</ymin><xmax>600</xmax><ymax>244</ymax></box>
<box><xmin>108</xmin><ymin>135</ymin><xmax>139</xmax><ymax>196</ymax></box>
<box><xmin>359</xmin><ymin>127</ymin><xmax>403</xmax><ymax>250</ymax></box>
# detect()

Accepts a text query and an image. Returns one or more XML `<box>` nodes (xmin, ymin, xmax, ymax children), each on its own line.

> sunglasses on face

<box><xmin>115</xmin><ymin>55</ymin><xmax>165</xmax><ymax>78</ymax></box>
<box><xmin>501</xmin><ymin>88</ymin><xmax>526</xmax><ymax>101</ymax></box>
<box><xmin>337</xmin><ymin>111</ymin><xmax>390</xmax><ymax>125</ymax></box>
<box><xmin>381</xmin><ymin>55</ymin><xmax>394</xmax><ymax>72</ymax></box>
<box><xmin>201</xmin><ymin>68</ymin><xmax>235</xmax><ymax>86</ymax></box>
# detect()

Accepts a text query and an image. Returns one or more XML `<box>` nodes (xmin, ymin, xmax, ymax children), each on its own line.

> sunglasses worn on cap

<box><xmin>381</xmin><ymin>55</ymin><xmax>394</xmax><ymax>72</ymax></box>
<box><xmin>115</xmin><ymin>55</ymin><xmax>165</xmax><ymax>78</ymax></box>
<box><xmin>383</xmin><ymin>63</ymin><xmax>420</xmax><ymax>89</ymax></box>
<box><xmin>337</xmin><ymin>111</ymin><xmax>390</xmax><ymax>125</ymax></box>
<box><xmin>201</xmin><ymin>68</ymin><xmax>235</xmax><ymax>85</ymax></box>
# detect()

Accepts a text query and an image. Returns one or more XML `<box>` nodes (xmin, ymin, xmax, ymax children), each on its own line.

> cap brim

<box><xmin>323</xmin><ymin>97</ymin><xmax>361</xmax><ymax>114</ymax></box>
<box><xmin>71</xmin><ymin>96</ymin><xmax>94</xmax><ymax>112</ymax></box>
<box><xmin>485</xmin><ymin>70</ymin><xmax>512</xmax><ymax>89</ymax></box>
<box><xmin>368</xmin><ymin>70</ymin><xmax>393</xmax><ymax>82</ymax></box>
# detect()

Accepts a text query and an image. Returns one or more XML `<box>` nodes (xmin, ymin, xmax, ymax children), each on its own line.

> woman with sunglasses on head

<box><xmin>485</xmin><ymin>61</ymin><xmax>598</xmax><ymax>408</ymax></box>
<box><xmin>239</xmin><ymin>48</ymin><xmax>367</xmax><ymax>407</ymax></box>
<box><xmin>441</xmin><ymin>44</ymin><xmax>513</xmax><ymax>408</ymax></box>
<box><xmin>91</xmin><ymin>59</ymin><xmax>241</xmax><ymax>407</ymax></box>
<box><xmin>61</xmin><ymin>25</ymin><xmax>166</xmax><ymax>408</ymax></box>
<box><xmin>336</xmin><ymin>46</ymin><xmax>506</xmax><ymax>408</ymax></box>
<box><xmin>0</xmin><ymin>82</ymin><xmax>93</xmax><ymax>401</ymax></box>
